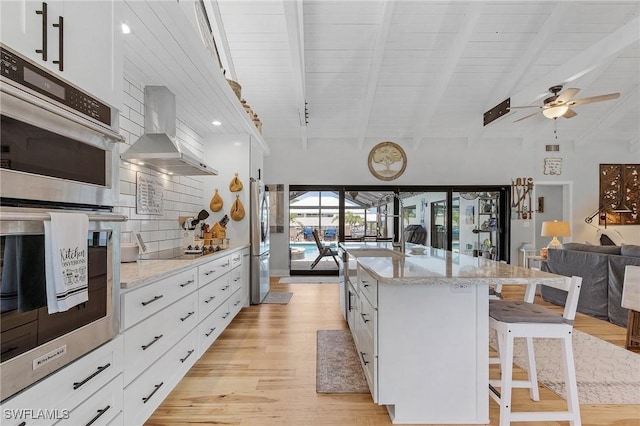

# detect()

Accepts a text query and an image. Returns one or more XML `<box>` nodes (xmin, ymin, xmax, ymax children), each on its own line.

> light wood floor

<box><xmin>147</xmin><ymin>279</ymin><xmax>640</xmax><ymax>426</ymax></box>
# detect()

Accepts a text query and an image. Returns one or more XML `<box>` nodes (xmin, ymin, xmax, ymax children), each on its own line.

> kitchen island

<box><xmin>341</xmin><ymin>244</ymin><xmax>565</xmax><ymax>424</ymax></box>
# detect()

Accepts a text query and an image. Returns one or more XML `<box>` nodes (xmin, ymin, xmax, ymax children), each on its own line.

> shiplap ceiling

<box><xmin>213</xmin><ymin>0</ymin><xmax>640</xmax><ymax>151</ymax></box>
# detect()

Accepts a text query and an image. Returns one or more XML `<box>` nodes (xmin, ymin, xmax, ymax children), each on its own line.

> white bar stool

<box><xmin>489</xmin><ymin>275</ymin><xmax>583</xmax><ymax>425</ymax></box>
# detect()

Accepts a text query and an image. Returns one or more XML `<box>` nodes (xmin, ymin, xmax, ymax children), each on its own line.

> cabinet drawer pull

<box><xmin>85</xmin><ymin>405</ymin><xmax>111</xmax><ymax>426</ymax></box>
<box><xmin>1</xmin><ymin>346</ymin><xmax>18</xmax><ymax>356</ymax></box>
<box><xmin>222</xmin><ymin>312</ymin><xmax>230</xmax><ymax>319</ymax></box>
<box><xmin>360</xmin><ymin>351</ymin><xmax>370</xmax><ymax>365</ymax></box>
<box><xmin>205</xmin><ymin>327</ymin><xmax>216</xmax><ymax>337</ymax></box>
<box><xmin>180</xmin><ymin>311</ymin><xmax>195</xmax><ymax>322</ymax></box>
<box><xmin>141</xmin><ymin>335</ymin><xmax>163</xmax><ymax>350</ymax></box>
<box><xmin>18</xmin><ymin>422</ymin><xmax>26</xmax><ymax>426</ymax></box>
<box><xmin>243</xmin><ymin>253</ymin><xmax>249</xmax><ymax>257</ymax></box>
<box><xmin>222</xmin><ymin>263</ymin><xmax>229</xmax><ymax>267</ymax></box>
<box><xmin>180</xmin><ymin>279</ymin><xmax>195</xmax><ymax>288</ymax></box>
<box><xmin>52</xmin><ymin>16</ymin><xmax>63</xmax><ymax>71</ymax></box>
<box><xmin>348</xmin><ymin>292</ymin><xmax>354</xmax><ymax>312</ymax></box>
<box><xmin>234</xmin><ymin>300</ymin><xmax>241</xmax><ymax>306</ymax></box>
<box><xmin>362</xmin><ymin>283</ymin><xmax>370</xmax><ymax>288</ymax></box>
<box><xmin>72</xmin><ymin>363</ymin><xmax>111</xmax><ymax>390</ymax></box>
<box><xmin>180</xmin><ymin>349</ymin><xmax>195</xmax><ymax>363</ymax></box>
<box><xmin>141</xmin><ymin>295</ymin><xmax>164</xmax><ymax>306</ymax></box>
<box><xmin>180</xmin><ymin>349</ymin><xmax>195</xmax><ymax>362</ymax></box>
<box><xmin>204</xmin><ymin>295</ymin><xmax>216</xmax><ymax>304</ymax></box>
<box><xmin>234</xmin><ymin>277</ymin><xmax>240</xmax><ymax>282</ymax></box>
<box><xmin>204</xmin><ymin>269</ymin><xmax>216</xmax><ymax>276</ymax></box>
<box><xmin>142</xmin><ymin>382</ymin><xmax>164</xmax><ymax>404</ymax></box>
<box><xmin>222</xmin><ymin>285</ymin><xmax>230</xmax><ymax>291</ymax></box>
<box><xmin>360</xmin><ymin>313</ymin><xmax>370</xmax><ymax>323</ymax></box>
<box><xmin>35</xmin><ymin>2</ymin><xmax>48</xmax><ymax>61</ymax></box>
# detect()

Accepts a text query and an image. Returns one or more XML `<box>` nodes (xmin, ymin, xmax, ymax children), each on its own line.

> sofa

<box><xmin>541</xmin><ymin>243</ymin><xmax>640</xmax><ymax>327</ymax></box>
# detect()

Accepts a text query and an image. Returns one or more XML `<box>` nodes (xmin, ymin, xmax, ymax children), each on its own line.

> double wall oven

<box><xmin>0</xmin><ymin>44</ymin><xmax>125</xmax><ymax>401</ymax></box>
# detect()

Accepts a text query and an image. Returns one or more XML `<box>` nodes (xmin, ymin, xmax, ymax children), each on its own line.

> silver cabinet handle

<box><xmin>360</xmin><ymin>313</ymin><xmax>370</xmax><ymax>323</ymax></box>
<box><xmin>205</xmin><ymin>327</ymin><xmax>216</xmax><ymax>337</ymax></box>
<box><xmin>204</xmin><ymin>270</ymin><xmax>216</xmax><ymax>276</ymax></box>
<box><xmin>180</xmin><ymin>349</ymin><xmax>195</xmax><ymax>363</ymax></box>
<box><xmin>204</xmin><ymin>295</ymin><xmax>215</xmax><ymax>304</ymax></box>
<box><xmin>222</xmin><ymin>312</ymin><xmax>230</xmax><ymax>319</ymax></box>
<box><xmin>360</xmin><ymin>352</ymin><xmax>370</xmax><ymax>365</ymax></box>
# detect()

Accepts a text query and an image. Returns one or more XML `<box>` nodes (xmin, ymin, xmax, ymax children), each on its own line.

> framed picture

<box><xmin>464</xmin><ymin>205</ymin><xmax>475</xmax><ymax>225</ymax></box>
<box><xmin>368</xmin><ymin>141</ymin><xmax>407</xmax><ymax>181</ymax></box>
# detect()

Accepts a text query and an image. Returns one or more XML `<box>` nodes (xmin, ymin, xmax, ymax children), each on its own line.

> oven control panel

<box><xmin>0</xmin><ymin>45</ymin><xmax>112</xmax><ymax>126</ymax></box>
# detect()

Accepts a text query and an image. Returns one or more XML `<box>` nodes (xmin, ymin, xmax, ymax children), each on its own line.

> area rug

<box><xmin>279</xmin><ymin>277</ymin><xmax>340</xmax><ymax>284</ymax></box>
<box><xmin>262</xmin><ymin>292</ymin><xmax>293</xmax><ymax>304</ymax></box>
<box><xmin>490</xmin><ymin>329</ymin><xmax>640</xmax><ymax>404</ymax></box>
<box><xmin>316</xmin><ymin>330</ymin><xmax>369</xmax><ymax>393</ymax></box>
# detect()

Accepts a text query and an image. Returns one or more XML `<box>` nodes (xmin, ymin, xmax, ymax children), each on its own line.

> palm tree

<box><xmin>332</xmin><ymin>211</ymin><xmax>364</xmax><ymax>235</ymax></box>
<box><xmin>290</xmin><ymin>213</ymin><xmax>304</xmax><ymax>228</ymax></box>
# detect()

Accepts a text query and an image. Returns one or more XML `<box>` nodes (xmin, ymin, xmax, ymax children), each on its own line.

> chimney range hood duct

<box><xmin>121</xmin><ymin>86</ymin><xmax>217</xmax><ymax>176</ymax></box>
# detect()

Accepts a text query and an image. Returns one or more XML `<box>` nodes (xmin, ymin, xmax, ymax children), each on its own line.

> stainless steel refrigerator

<box><xmin>250</xmin><ymin>178</ymin><xmax>270</xmax><ymax>304</ymax></box>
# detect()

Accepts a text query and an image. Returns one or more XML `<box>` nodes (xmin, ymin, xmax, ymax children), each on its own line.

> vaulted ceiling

<box><xmin>212</xmin><ymin>0</ymin><xmax>640</xmax><ymax>151</ymax></box>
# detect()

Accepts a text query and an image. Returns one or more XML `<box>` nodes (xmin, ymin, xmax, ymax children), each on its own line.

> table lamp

<box><xmin>541</xmin><ymin>220</ymin><xmax>571</xmax><ymax>249</ymax></box>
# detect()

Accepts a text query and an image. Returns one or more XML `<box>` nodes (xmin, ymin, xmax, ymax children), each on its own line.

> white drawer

<box><xmin>123</xmin><ymin>292</ymin><xmax>198</xmax><ymax>385</ymax></box>
<box><xmin>0</xmin><ymin>336</ymin><xmax>123</xmax><ymax>426</ymax></box>
<box><xmin>358</xmin><ymin>268</ymin><xmax>377</xmax><ymax>307</ymax></box>
<box><xmin>230</xmin><ymin>267</ymin><xmax>242</xmax><ymax>293</ymax></box>
<box><xmin>58</xmin><ymin>374</ymin><xmax>123</xmax><ymax>426</ymax></box>
<box><xmin>198</xmin><ymin>274</ymin><xmax>230</xmax><ymax>321</ymax></box>
<box><xmin>198</xmin><ymin>255</ymin><xmax>231</xmax><ymax>287</ymax></box>
<box><xmin>197</xmin><ymin>302</ymin><xmax>230</xmax><ymax>356</ymax></box>
<box><xmin>107</xmin><ymin>411</ymin><xmax>123</xmax><ymax>425</ymax></box>
<box><xmin>121</xmin><ymin>268</ymin><xmax>197</xmax><ymax>329</ymax></box>
<box><xmin>228</xmin><ymin>287</ymin><xmax>246</xmax><ymax>319</ymax></box>
<box><xmin>359</xmin><ymin>296</ymin><xmax>376</xmax><ymax>342</ymax></box>
<box><xmin>124</xmin><ymin>329</ymin><xmax>198</xmax><ymax>426</ymax></box>
<box><xmin>230</xmin><ymin>250</ymin><xmax>242</xmax><ymax>269</ymax></box>
<box><xmin>357</xmin><ymin>331</ymin><xmax>376</xmax><ymax>397</ymax></box>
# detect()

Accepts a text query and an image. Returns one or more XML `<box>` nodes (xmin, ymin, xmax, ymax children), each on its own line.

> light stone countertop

<box><xmin>120</xmin><ymin>243</ymin><xmax>250</xmax><ymax>290</ymax></box>
<box><xmin>345</xmin><ymin>245</ymin><xmax>565</xmax><ymax>286</ymax></box>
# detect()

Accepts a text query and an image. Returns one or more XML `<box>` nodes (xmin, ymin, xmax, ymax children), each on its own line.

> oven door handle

<box><xmin>0</xmin><ymin>212</ymin><xmax>127</xmax><ymax>222</ymax></box>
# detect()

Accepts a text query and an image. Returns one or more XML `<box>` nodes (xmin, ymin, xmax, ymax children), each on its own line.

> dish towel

<box><xmin>44</xmin><ymin>212</ymin><xmax>89</xmax><ymax>313</ymax></box>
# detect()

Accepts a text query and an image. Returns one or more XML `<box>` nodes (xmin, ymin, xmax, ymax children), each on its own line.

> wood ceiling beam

<box><xmin>355</xmin><ymin>0</ymin><xmax>396</xmax><ymax>150</ymax></box>
<box><xmin>410</xmin><ymin>3</ymin><xmax>484</xmax><ymax>150</ymax></box>
<box><xmin>283</xmin><ymin>0</ymin><xmax>308</xmax><ymax>150</ymax></box>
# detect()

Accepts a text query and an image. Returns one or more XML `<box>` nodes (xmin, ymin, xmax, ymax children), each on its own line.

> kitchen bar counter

<box><xmin>341</xmin><ymin>244</ymin><xmax>565</xmax><ymax>424</ymax></box>
<box><xmin>120</xmin><ymin>243</ymin><xmax>249</xmax><ymax>289</ymax></box>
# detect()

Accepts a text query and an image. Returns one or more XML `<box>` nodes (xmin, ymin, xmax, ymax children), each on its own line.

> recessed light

<box><xmin>121</xmin><ymin>23</ymin><xmax>131</xmax><ymax>34</ymax></box>
<box><xmin>212</xmin><ymin>120</ymin><xmax>222</xmax><ymax>126</ymax></box>
<box><xmin>168</xmin><ymin>172</ymin><xmax>174</xmax><ymax>175</ymax></box>
<box><xmin>137</xmin><ymin>161</ymin><xmax>145</xmax><ymax>166</ymax></box>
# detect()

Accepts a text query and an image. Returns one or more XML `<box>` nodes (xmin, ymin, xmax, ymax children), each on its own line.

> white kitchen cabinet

<box><xmin>57</xmin><ymin>374</ymin><xmax>123</xmax><ymax>426</ymax></box>
<box><xmin>0</xmin><ymin>335</ymin><xmax>123</xmax><ymax>426</ymax></box>
<box><xmin>0</xmin><ymin>0</ymin><xmax>123</xmax><ymax>108</ymax></box>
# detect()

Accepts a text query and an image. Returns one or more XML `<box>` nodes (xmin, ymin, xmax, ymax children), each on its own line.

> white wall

<box><xmin>265</xmin><ymin>137</ymin><xmax>639</xmax><ymax>273</ymax></box>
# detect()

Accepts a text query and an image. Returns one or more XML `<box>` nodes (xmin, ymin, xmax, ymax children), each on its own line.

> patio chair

<box><xmin>323</xmin><ymin>227</ymin><xmax>337</xmax><ymax>240</ymax></box>
<box><xmin>303</xmin><ymin>227</ymin><xmax>314</xmax><ymax>241</ymax></box>
<box><xmin>310</xmin><ymin>229</ymin><xmax>339</xmax><ymax>269</ymax></box>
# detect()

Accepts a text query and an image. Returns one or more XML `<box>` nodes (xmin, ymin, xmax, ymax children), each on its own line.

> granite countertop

<box><xmin>120</xmin><ymin>243</ymin><xmax>250</xmax><ymax>290</ymax></box>
<box><xmin>344</xmin><ymin>245</ymin><xmax>565</xmax><ymax>286</ymax></box>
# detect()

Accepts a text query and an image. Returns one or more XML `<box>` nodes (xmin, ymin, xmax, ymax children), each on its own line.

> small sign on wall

<box><xmin>543</xmin><ymin>158</ymin><xmax>562</xmax><ymax>175</ymax></box>
<box><xmin>136</xmin><ymin>172</ymin><xmax>164</xmax><ymax>215</ymax></box>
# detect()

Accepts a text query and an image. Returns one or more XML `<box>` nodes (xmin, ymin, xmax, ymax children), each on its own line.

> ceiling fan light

<box><xmin>542</xmin><ymin>105</ymin><xmax>569</xmax><ymax>119</ymax></box>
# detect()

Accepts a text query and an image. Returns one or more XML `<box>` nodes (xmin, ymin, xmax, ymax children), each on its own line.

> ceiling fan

<box><xmin>510</xmin><ymin>85</ymin><xmax>620</xmax><ymax>122</ymax></box>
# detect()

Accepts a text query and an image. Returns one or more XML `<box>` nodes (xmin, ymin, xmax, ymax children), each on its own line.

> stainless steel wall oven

<box><xmin>0</xmin><ymin>44</ymin><xmax>125</xmax><ymax>401</ymax></box>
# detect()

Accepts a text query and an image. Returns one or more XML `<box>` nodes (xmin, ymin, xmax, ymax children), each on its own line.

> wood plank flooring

<box><xmin>147</xmin><ymin>280</ymin><xmax>640</xmax><ymax>425</ymax></box>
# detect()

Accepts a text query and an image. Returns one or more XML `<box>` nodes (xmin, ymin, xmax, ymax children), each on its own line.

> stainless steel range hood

<box><xmin>121</xmin><ymin>86</ymin><xmax>217</xmax><ymax>176</ymax></box>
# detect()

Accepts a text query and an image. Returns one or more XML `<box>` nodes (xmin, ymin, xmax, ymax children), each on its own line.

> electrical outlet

<box><xmin>451</xmin><ymin>283</ymin><xmax>472</xmax><ymax>293</ymax></box>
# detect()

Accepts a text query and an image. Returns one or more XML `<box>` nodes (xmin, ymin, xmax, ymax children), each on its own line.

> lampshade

<box><xmin>542</xmin><ymin>105</ymin><xmax>569</xmax><ymax>119</ymax></box>
<box><xmin>541</xmin><ymin>220</ymin><xmax>571</xmax><ymax>249</ymax></box>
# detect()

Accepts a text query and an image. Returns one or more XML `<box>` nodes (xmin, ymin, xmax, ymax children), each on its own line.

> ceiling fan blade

<box><xmin>563</xmin><ymin>108</ymin><xmax>577</xmax><ymax>118</ymax></box>
<box><xmin>568</xmin><ymin>93</ymin><xmax>620</xmax><ymax>106</ymax></box>
<box><xmin>513</xmin><ymin>111</ymin><xmax>541</xmax><ymax>123</ymax></box>
<box><xmin>555</xmin><ymin>88</ymin><xmax>580</xmax><ymax>104</ymax></box>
